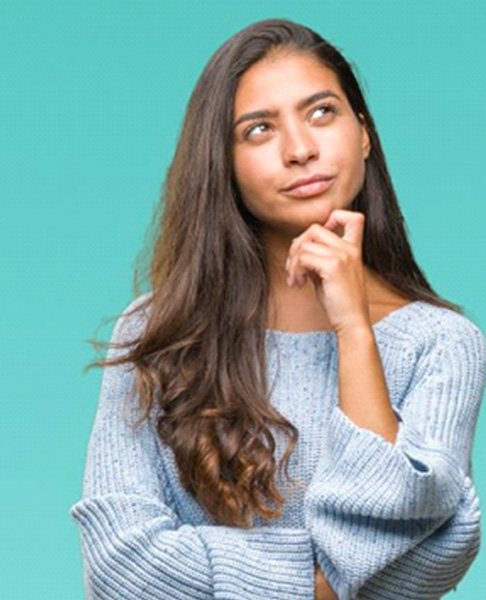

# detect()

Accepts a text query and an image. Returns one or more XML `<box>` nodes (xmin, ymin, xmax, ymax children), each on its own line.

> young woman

<box><xmin>70</xmin><ymin>18</ymin><xmax>485</xmax><ymax>600</ymax></box>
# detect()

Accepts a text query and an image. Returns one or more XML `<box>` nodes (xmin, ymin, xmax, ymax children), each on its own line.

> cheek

<box><xmin>233</xmin><ymin>150</ymin><xmax>280</xmax><ymax>222</ymax></box>
<box><xmin>331</xmin><ymin>125</ymin><xmax>366</xmax><ymax>184</ymax></box>
<box><xmin>233</xmin><ymin>147</ymin><xmax>274</xmax><ymax>198</ymax></box>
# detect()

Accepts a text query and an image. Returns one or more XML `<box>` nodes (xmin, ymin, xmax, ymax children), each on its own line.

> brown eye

<box><xmin>311</xmin><ymin>103</ymin><xmax>336</xmax><ymax>120</ymax></box>
<box><xmin>243</xmin><ymin>122</ymin><xmax>271</xmax><ymax>140</ymax></box>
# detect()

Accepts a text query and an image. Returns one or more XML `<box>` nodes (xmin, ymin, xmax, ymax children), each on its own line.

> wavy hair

<box><xmin>86</xmin><ymin>18</ymin><xmax>463</xmax><ymax>528</ymax></box>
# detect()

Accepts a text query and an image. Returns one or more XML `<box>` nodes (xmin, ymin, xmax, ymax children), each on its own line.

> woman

<box><xmin>70</xmin><ymin>18</ymin><xmax>485</xmax><ymax>599</ymax></box>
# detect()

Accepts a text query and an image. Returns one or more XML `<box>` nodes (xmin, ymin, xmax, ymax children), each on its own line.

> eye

<box><xmin>243</xmin><ymin>121</ymin><xmax>271</xmax><ymax>140</ymax></box>
<box><xmin>242</xmin><ymin>102</ymin><xmax>337</xmax><ymax>141</ymax></box>
<box><xmin>310</xmin><ymin>102</ymin><xmax>337</xmax><ymax>120</ymax></box>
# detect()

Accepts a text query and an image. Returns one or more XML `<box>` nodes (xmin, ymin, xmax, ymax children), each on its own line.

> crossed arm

<box><xmin>312</xmin><ymin>322</ymin><xmax>402</xmax><ymax>600</ymax></box>
<box><xmin>70</xmin><ymin>298</ymin><xmax>485</xmax><ymax>599</ymax></box>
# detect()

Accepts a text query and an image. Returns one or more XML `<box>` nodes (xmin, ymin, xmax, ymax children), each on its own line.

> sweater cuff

<box><xmin>320</xmin><ymin>404</ymin><xmax>463</xmax><ymax>519</ymax></box>
<box><xmin>196</xmin><ymin>525</ymin><xmax>315</xmax><ymax>599</ymax></box>
<box><xmin>313</xmin><ymin>539</ymin><xmax>355</xmax><ymax>600</ymax></box>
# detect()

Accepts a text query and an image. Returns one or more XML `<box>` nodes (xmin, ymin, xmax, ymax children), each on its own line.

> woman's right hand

<box><xmin>315</xmin><ymin>563</ymin><xmax>338</xmax><ymax>600</ymax></box>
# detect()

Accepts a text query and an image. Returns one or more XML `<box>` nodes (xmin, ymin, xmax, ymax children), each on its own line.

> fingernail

<box><xmin>285</xmin><ymin>257</ymin><xmax>290</xmax><ymax>270</ymax></box>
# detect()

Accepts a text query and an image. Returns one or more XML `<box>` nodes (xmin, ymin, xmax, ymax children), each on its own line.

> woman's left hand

<box><xmin>285</xmin><ymin>209</ymin><xmax>371</xmax><ymax>336</ymax></box>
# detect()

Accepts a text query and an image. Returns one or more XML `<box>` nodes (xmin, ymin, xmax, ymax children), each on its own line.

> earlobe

<box><xmin>358</xmin><ymin>112</ymin><xmax>371</xmax><ymax>159</ymax></box>
<box><xmin>364</xmin><ymin>138</ymin><xmax>371</xmax><ymax>159</ymax></box>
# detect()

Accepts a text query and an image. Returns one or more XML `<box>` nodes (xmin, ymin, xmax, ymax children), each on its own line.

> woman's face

<box><xmin>232</xmin><ymin>50</ymin><xmax>370</xmax><ymax>239</ymax></box>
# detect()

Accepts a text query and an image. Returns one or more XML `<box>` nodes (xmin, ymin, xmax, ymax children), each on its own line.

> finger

<box><xmin>299</xmin><ymin>240</ymin><xmax>343</xmax><ymax>259</ymax></box>
<box><xmin>323</xmin><ymin>209</ymin><xmax>365</xmax><ymax>247</ymax></box>
<box><xmin>286</xmin><ymin>216</ymin><xmax>359</xmax><ymax>285</ymax></box>
<box><xmin>299</xmin><ymin>223</ymin><xmax>356</xmax><ymax>253</ymax></box>
<box><xmin>290</xmin><ymin>243</ymin><xmax>342</xmax><ymax>287</ymax></box>
<box><xmin>296</xmin><ymin>251</ymin><xmax>332</xmax><ymax>283</ymax></box>
<box><xmin>288</xmin><ymin>224</ymin><xmax>354</xmax><ymax>271</ymax></box>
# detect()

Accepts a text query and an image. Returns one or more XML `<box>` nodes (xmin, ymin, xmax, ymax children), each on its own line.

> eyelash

<box><xmin>243</xmin><ymin>102</ymin><xmax>337</xmax><ymax>140</ymax></box>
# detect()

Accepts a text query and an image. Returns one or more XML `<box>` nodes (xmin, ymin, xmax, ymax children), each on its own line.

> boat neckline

<box><xmin>265</xmin><ymin>300</ymin><xmax>425</xmax><ymax>337</ymax></box>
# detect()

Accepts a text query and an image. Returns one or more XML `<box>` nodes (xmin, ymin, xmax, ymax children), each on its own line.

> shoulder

<box><xmin>121</xmin><ymin>291</ymin><xmax>154</xmax><ymax>316</ymax></box>
<box><xmin>399</xmin><ymin>302</ymin><xmax>486</xmax><ymax>384</ymax></box>
<box><xmin>381</xmin><ymin>300</ymin><xmax>484</xmax><ymax>348</ymax></box>
<box><xmin>412</xmin><ymin>301</ymin><xmax>485</xmax><ymax>351</ymax></box>
<box><xmin>377</xmin><ymin>301</ymin><xmax>486</xmax><ymax>378</ymax></box>
<box><xmin>113</xmin><ymin>291</ymin><xmax>154</xmax><ymax>341</ymax></box>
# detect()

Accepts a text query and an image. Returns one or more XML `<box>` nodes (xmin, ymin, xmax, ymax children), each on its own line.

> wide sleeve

<box><xmin>303</xmin><ymin>318</ymin><xmax>486</xmax><ymax>600</ymax></box>
<box><xmin>357</xmin><ymin>474</ymin><xmax>481</xmax><ymax>599</ymax></box>
<box><xmin>69</xmin><ymin>297</ymin><xmax>315</xmax><ymax>600</ymax></box>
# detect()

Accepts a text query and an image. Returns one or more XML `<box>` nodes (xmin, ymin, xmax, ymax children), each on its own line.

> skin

<box><xmin>232</xmin><ymin>49</ymin><xmax>407</xmax><ymax>600</ymax></box>
<box><xmin>232</xmin><ymin>49</ymin><xmax>370</xmax><ymax>240</ymax></box>
<box><xmin>232</xmin><ymin>49</ymin><xmax>406</xmax><ymax>333</ymax></box>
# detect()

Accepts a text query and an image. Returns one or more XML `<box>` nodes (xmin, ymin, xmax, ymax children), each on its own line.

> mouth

<box><xmin>281</xmin><ymin>176</ymin><xmax>336</xmax><ymax>198</ymax></box>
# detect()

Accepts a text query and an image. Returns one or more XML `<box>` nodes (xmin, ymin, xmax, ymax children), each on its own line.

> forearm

<box><xmin>336</xmin><ymin>326</ymin><xmax>399</xmax><ymax>443</ymax></box>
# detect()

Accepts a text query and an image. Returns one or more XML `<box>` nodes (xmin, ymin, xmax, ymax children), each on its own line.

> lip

<box><xmin>281</xmin><ymin>175</ymin><xmax>336</xmax><ymax>198</ymax></box>
<box><xmin>282</xmin><ymin>173</ymin><xmax>335</xmax><ymax>191</ymax></box>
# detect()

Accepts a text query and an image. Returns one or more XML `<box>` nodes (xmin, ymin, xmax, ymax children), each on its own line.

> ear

<box><xmin>358</xmin><ymin>112</ymin><xmax>371</xmax><ymax>159</ymax></box>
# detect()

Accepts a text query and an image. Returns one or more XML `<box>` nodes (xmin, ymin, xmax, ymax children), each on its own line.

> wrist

<box><xmin>336</xmin><ymin>321</ymin><xmax>374</xmax><ymax>342</ymax></box>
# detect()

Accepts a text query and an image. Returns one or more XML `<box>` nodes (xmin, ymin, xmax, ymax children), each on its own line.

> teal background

<box><xmin>1</xmin><ymin>1</ymin><xmax>485</xmax><ymax>598</ymax></box>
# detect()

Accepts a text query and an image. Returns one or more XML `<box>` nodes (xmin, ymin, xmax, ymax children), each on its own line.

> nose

<box><xmin>281</xmin><ymin>124</ymin><xmax>319</xmax><ymax>165</ymax></box>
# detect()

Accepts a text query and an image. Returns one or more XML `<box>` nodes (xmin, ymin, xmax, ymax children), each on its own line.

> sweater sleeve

<box><xmin>357</xmin><ymin>474</ymin><xmax>481</xmax><ymax>599</ymax></box>
<box><xmin>303</xmin><ymin>319</ymin><xmax>486</xmax><ymax>600</ymax></box>
<box><xmin>69</xmin><ymin>297</ymin><xmax>315</xmax><ymax>600</ymax></box>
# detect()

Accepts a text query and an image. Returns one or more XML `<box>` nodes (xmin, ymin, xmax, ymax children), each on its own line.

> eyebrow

<box><xmin>233</xmin><ymin>89</ymin><xmax>342</xmax><ymax>130</ymax></box>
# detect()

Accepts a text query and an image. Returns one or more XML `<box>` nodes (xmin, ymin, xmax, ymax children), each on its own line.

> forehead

<box><xmin>233</xmin><ymin>52</ymin><xmax>343</xmax><ymax>111</ymax></box>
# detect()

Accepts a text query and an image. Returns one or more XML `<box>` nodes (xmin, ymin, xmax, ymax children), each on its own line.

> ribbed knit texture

<box><xmin>70</xmin><ymin>293</ymin><xmax>485</xmax><ymax>599</ymax></box>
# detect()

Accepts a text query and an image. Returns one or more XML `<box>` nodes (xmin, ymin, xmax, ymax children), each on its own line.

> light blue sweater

<box><xmin>70</xmin><ymin>293</ymin><xmax>486</xmax><ymax>599</ymax></box>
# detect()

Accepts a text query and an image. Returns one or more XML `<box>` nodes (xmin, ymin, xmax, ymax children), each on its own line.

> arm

<box><xmin>70</xmin><ymin>297</ymin><xmax>315</xmax><ymax>599</ymax></box>
<box><xmin>336</xmin><ymin>325</ymin><xmax>399</xmax><ymax>443</ymax></box>
<box><xmin>357</xmin><ymin>474</ymin><xmax>481</xmax><ymax>598</ymax></box>
<box><xmin>304</xmin><ymin>318</ymin><xmax>485</xmax><ymax>599</ymax></box>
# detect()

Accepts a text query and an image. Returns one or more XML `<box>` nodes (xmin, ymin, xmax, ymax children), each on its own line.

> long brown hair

<box><xmin>86</xmin><ymin>18</ymin><xmax>463</xmax><ymax>528</ymax></box>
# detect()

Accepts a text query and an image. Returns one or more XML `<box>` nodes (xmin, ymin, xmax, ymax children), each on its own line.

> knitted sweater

<box><xmin>70</xmin><ymin>293</ymin><xmax>486</xmax><ymax>599</ymax></box>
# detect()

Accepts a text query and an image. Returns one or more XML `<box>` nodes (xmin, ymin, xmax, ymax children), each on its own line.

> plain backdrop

<box><xmin>1</xmin><ymin>1</ymin><xmax>485</xmax><ymax>598</ymax></box>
